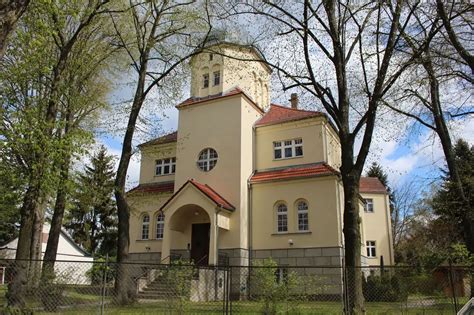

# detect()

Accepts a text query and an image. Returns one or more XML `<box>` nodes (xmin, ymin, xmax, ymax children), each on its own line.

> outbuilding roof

<box><xmin>250</xmin><ymin>163</ymin><xmax>339</xmax><ymax>183</ymax></box>
<box><xmin>255</xmin><ymin>104</ymin><xmax>325</xmax><ymax>127</ymax></box>
<box><xmin>359</xmin><ymin>177</ymin><xmax>388</xmax><ymax>194</ymax></box>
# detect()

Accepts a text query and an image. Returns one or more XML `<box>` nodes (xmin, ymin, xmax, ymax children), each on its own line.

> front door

<box><xmin>191</xmin><ymin>223</ymin><xmax>210</xmax><ymax>265</ymax></box>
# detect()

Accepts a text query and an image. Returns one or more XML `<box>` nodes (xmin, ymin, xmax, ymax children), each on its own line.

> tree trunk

<box><xmin>28</xmin><ymin>200</ymin><xmax>45</xmax><ymax>289</ymax></box>
<box><xmin>423</xmin><ymin>57</ymin><xmax>473</xmax><ymax>253</ymax></box>
<box><xmin>340</xmin><ymin>140</ymin><xmax>365</xmax><ymax>314</ymax></box>
<box><xmin>0</xmin><ymin>0</ymin><xmax>30</xmax><ymax>58</ymax></box>
<box><xmin>114</xmin><ymin>67</ymin><xmax>147</xmax><ymax>305</ymax></box>
<box><xmin>42</xmin><ymin>154</ymin><xmax>71</xmax><ymax>279</ymax></box>
<box><xmin>7</xmin><ymin>179</ymin><xmax>40</xmax><ymax>307</ymax></box>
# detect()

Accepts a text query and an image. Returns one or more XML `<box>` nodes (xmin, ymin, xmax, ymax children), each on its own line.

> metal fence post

<box><xmin>448</xmin><ymin>260</ymin><xmax>459</xmax><ymax>314</ymax></box>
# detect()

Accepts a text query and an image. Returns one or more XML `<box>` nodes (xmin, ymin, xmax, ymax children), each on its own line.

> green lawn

<box><xmin>2</xmin><ymin>285</ymin><xmax>464</xmax><ymax>314</ymax></box>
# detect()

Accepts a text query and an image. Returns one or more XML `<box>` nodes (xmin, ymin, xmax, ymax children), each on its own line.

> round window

<box><xmin>197</xmin><ymin>148</ymin><xmax>218</xmax><ymax>172</ymax></box>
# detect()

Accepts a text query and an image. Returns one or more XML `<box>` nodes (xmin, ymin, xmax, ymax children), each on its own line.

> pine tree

<box><xmin>66</xmin><ymin>146</ymin><xmax>117</xmax><ymax>257</ymax></box>
<box><xmin>432</xmin><ymin>139</ymin><xmax>474</xmax><ymax>249</ymax></box>
<box><xmin>366</xmin><ymin>162</ymin><xmax>395</xmax><ymax>209</ymax></box>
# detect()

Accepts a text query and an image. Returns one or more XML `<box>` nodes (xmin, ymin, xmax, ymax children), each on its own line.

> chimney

<box><xmin>290</xmin><ymin>93</ymin><xmax>298</xmax><ymax>109</ymax></box>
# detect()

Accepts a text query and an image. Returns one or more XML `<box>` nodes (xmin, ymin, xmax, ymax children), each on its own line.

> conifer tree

<box><xmin>66</xmin><ymin>146</ymin><xmax>117</xmax><ymax>256</ymax></box>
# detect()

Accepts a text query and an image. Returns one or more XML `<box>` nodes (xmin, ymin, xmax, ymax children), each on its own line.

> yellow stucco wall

<box><xmin>173</xmin><ymin>94</ymin><xmax>262</xmax><ymax>250</ymax></box>
<box><xmin>361</xmin><ymin>192</ymin><xmax>394</xmax><ymax>265</ymax></box>
<box><xmin>255</xmin><ymin>119</ymin><xmax>327</xmax><ymax>170</ymax></box>
<box><xmin>128</xmin><ymin>193</ymin><xmax>171</xmax><ymax>254</ymax></box>
<box><xmin>139</xmin><ymin>143</ymin><xmax>176</xmax><ymax>184</ymax></box>
<box><xmin>251</xmin><ymin>176</ymin><xmax>342</xmax><ymax>250</ymax></box>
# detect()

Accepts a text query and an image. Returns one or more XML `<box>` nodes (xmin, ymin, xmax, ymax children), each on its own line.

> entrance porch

<box><xmin>160</xmin><ymin>179</ymin><xmax>234</xmax><ymax>266</ymax></box>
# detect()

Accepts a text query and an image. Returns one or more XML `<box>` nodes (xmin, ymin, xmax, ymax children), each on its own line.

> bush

<box><xmin>363</xmin><ymin>272</ymin><xmax>408</xmax><ymax>302</ymax></box>
<box><xmin>86</xmin><ymin>258</ymin><xmax>116</xmax><ymax>285</ymax></box>
<box><xmin>250</xmin><ymin>258</ymin><xmax>304</xmax><ymax>315</ymax></box>
<box><xmin>165</xmin><ymin>259</ymin><xmax>194</xmax><ymax>314</ymax></box>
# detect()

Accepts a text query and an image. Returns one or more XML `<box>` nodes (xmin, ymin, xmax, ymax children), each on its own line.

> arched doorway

<box><xmin>168</xmin><ymin>204</ymin><xmax>211</xmax><ymax>265</ymax></box>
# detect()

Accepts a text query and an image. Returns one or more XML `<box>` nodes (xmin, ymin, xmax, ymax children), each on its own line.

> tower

<box><xmin>189</xmin><ymin>42</ymin><xmax>272</xmax><ymax>109</ymax></box>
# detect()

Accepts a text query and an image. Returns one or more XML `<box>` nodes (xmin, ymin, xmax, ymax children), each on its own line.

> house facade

<box><xmin>127</xmin><ymin>42</ymin><xmax>394</xmax><ymax>269</ymax></box>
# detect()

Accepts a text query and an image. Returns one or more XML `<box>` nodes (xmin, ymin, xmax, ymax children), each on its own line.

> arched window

<box><xmin>297</xmin><ymin>201</ymin><xmax>309</xmax><ymax>231</ymax></box>
<box><xmin>156</xmin><ymin>212</ymin><xmax>165</xmax><ymax>239</ymax></box>
<box><xmin>276</xmin><ymin>203</ymin><xmax>288</xmax><ymax>233</ymax></box>
<box><xmin>141</xmin><ymin>214</ymin><xmax>150</xmax><ymax>240</ymax></box>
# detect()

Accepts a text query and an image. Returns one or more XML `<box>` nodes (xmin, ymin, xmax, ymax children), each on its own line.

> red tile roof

<box><xmin>255</xmin><ymin>104</ymin><xmax>325</xmax><ymax>127</ymax></box>
<box><xmin>138</xmin><ymin>131</ymin><xmax>177</xmax><ymax>148</ymax></box>
<box><xmin>250</xmin><ymin>163</ymin><xmax>339</xmax><ymax>183</ymax></box>
<box><xmin>127</xmin><ymin>181</ymin><xmax>174</xmax><ymax>195</ymax></box>
<box><xmin>189</xmin><ymin>179</ymin><xmax>235</xmax><ymax>211</ymax></box>
<box><xmin>359</xmin><ymin>177</ymin><xmax>387</xmax><ymax>194</ymax></box>
<box><xmin>175</xmin><ymin>87</ymin><xmax>264</xmax><ymax>114</ymax></box>
<box><xmin>160</xmin><ymin>179</ymin><xmax>235</xmax><ymax>211</ymax></box>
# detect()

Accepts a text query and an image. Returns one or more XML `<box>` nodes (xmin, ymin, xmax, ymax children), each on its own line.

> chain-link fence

<box><xmin>0</xmin><ymin>258</ymin><xmax>471</xmax><ymax>314</ymax></box>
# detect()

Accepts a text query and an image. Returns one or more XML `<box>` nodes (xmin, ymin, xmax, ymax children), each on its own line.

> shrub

<box><xmin>165</xmin><ymin>259</ymin><xmax>194</xmax><ymax>314</ymax></box>
<box><xmin>250</xmin><ymin>258</ymin><xmax>304</xmax><ymax>315</ymax></box>
<box><xmin>363</xmin><ymin>272</ymin><xmax>408</xmax><ymax>302</ymax></box>
<box><xmin>86</xmin><ymin>258</ymin><xmax>116</xmax><ymax>285</ymax></box>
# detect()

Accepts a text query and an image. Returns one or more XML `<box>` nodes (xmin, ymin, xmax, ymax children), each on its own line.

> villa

<box><xmin>126</xmin><ymin>42</ymin><xmax>394</xmax><ymax>270</ymax></box>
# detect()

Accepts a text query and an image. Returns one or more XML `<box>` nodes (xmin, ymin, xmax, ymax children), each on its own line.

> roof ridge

<box><xmin>269</xmin><ymin>103</ymin><xmax>322</xmax><ymax>114</ymax></box>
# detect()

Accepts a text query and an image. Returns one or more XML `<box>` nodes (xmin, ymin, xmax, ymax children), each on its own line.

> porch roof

<box><xmin>160</xmin><ymin>179</ymin><xmax>235</xmax><ymax>211</ymax></box>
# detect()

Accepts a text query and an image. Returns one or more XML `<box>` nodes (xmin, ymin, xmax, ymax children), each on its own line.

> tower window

<box><xmin>213</xmin><ymin>71</ymin><xmax>220</xmax><ymax>86</ymax></box>
<box><xmin>203</xmin><ymin>74</ymin><xmax>209</xmax><ymax>88</ymax></box>
<box><xmin>209</xmin><ymin>53</ymin><xmax>213</xmax><ymax>61</ymax></box>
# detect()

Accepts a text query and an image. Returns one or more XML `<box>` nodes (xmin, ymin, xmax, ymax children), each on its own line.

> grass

<box><xmin>1</xmin><ymin>285</ymin><xmax>465</xmax><ymax>314</ymax></box>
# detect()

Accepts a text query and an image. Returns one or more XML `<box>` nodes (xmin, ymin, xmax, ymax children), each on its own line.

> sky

<box><xmin>84</xmin><ymin>4</ymin><xmax>474</xmax><ymax>196</ymax></box>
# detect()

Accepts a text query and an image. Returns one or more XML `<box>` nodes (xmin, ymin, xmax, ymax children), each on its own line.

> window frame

<box><xmin>213</xmin><ymin>71</ymin><xmax>220</xmax><ymax>86</ymax></box>
<box><xmin>276</xmin><ymin>203</ymin><xmax>288</xmax><ymax>233</ymax></box>
<box><xmin>197</xmin><ymin>148</ymin><xmax>218</xmax><ymax>172</ymax></box>
<box><xmin>155</xmin><ymin>157</ymin><xmax>176</xmax><ymax>176</ymax></box>
<box><xmin>296</xmin><ymin>200</ymin><xmax>309</xmax><ymax>231</ymax></box>
<box><xmin>366</xmin><ymin>241</ymin><xmax>376</xmax><ymax>258</ymax></box>
<box><xmin>364</xmin><ymin>199</ymin><xmax>374</xmax><ymax>213</ymax></box>
<box><xmin>141</xmin><ymin>214</ymin><xmax>150</xmax><ymax>240</ymax></box>
<box><xmin>273</xmin><ymin>138</ymin><xmax>303</xmax><ymax>160</ymax></box>
<box><xmin>202</xmin><ymin>73</ymin><xmax>209</xmax><ymax>88</ymax></box>
<box><xmin>156</xmin><ymin>212</ymin><xmax>165</xmax><ymax>240</ymax></box>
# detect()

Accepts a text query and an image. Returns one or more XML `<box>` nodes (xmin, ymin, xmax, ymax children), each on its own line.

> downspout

<box><xmin>248</xmin><ymin>124</ymin><xmax>257</xmax><ymax>264</ymax></box>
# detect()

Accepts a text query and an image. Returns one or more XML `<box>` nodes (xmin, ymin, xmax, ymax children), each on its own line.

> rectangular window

<box><xmin>213</xmin><ymin>71</ymin><xmax>220</xmax><ymax>86</ymax></box>
<box><xmin>203</xmin><ymin>73</ymin><xmax>209</xmax><ymax>88</ymax></box>
<box><xmin>366</xmin><ymin>241</ymin><xmax>376</xmax><ymax>258</ymax></box>
<box><xmin>209</xmin><ymin>53</ymin><xmax>213</xmax><ymax>61</ymax></box>
<box><xmin>273</xmin><ymin>138</ymin><xmax>303</xmax><ymax>159</ymax></box>
<box><xmin>277</xmin><ymin>213</ymin><xmax>287</xmax><ymax>232</ymax></box>
<box><xmin>155</xmin><ymin>158</ymin><xmax>176</xmax><ymax>176</ymax></box>
<box><xmin>364</xmin><ymin>199</ymin><xmax>374</xmax><ymax>213</ymax></box>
